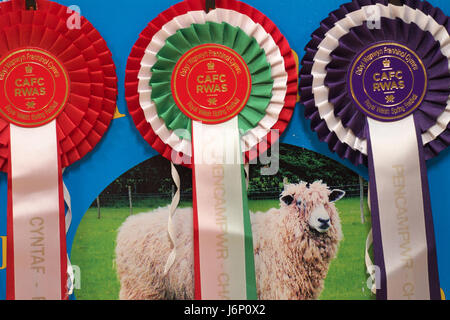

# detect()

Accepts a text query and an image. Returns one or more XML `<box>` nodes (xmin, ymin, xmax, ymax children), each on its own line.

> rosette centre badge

<box><xmin>172</xmin><ymin>44</ymin><xmax>251</xmax><ymax>124</ymax></box>
<box><xmin>349</xmin><ymin>43</ymin><xmax>427</xmax><ymax>121</ymax></box>
<box><xmin>0</xmin><ymin>48</ymin><xmax>69</xmax><ymax>127</ymax></box>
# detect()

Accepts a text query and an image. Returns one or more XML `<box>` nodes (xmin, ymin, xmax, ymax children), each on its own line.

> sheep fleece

<box><xmin>116</xmin><ymin>183</ymin><xmax>343</xmax><ymax>300</ymax></box>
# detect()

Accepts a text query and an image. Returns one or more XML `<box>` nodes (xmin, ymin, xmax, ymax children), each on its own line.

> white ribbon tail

<box><xmin>163</xmin><ymin>162</ymin><xmax>181</xmax><ymax>276</ymax></box>
<box><xmin>368</xmin><ymin>116</ymin><xmax>432</xmax><ymax>299</ymax></box>
<box><xmin>10</xmin><ymin>122</ymin><xmax>63</xmax><ymax>299</ymax></box>
<box><xmin>365</xmin><ymin>229</ymin><xmax>377</xmax><ymax>295</ymax></box>
<box><xmin>62</xmin><ymin>168</ymin><xmax>75</xmax><ymax>296</ymax></box>
<box><xmin>192</xmin><ymin>119</ymin><xmax>251</xmax><ymax>299</ymax></box>
<box><xmin>244</xmin><ymin>163</ymin><xmax>250</xmax><ymax>191</ymax></box>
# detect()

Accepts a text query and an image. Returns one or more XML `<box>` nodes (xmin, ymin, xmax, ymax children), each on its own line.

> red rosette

<box><xmin>125</xmin><ymin>0</ymin><xmax>297</xmax><ymax>168</ymax></box>
<box><xmin>0</xmin><ymin>0</ymin><xmax>117</xmax><ymax>172</ymax></box>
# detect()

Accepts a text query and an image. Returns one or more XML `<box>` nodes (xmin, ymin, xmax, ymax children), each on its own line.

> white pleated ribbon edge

<box><xmin>163</xmin><ymin>162</ymin><xmax>181</xmax><ymax>275</ymax></box>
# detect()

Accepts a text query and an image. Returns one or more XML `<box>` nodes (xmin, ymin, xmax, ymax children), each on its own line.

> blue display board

<box><xmin>0</xmin><ymin>0</ymin><xmax>449</xmax><ymax>300</ymax></box>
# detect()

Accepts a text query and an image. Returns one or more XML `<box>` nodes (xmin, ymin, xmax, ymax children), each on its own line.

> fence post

<box><xmin>359</xmin><ymin>176</ymin><xmax>365</xmax><ymax>224</ymax></box>
<box><xmin>128</xmin><ymin>185</ymin><xmax>133</xmax><ymax>216</ymax></box>
<box><xmin>96</xmin><ymin>196</ymin><xmax>101</xmax><ymax>220</ymax></box>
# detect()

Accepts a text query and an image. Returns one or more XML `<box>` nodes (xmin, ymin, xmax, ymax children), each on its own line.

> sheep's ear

<box><xmin>329</xmin><ymin>189</ymin><xmax>345</xmax><ymax>203</ymax></box>
<box><xmin>281</xmin><ymin>195</ymin><xmax>294</xmax><ymax>206</ymax></box>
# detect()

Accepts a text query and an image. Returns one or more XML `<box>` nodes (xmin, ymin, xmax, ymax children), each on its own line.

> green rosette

<box><xmin>150</xmin><ymin>22</ymin><xmax>273</xmax><ymax>138</ymax></box>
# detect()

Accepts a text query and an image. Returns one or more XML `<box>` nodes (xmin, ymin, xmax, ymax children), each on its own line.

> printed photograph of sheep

<box><xmin>71</xmin><ymin>144</ymin><xmax>374</xmax><ymax>300</ymax></box>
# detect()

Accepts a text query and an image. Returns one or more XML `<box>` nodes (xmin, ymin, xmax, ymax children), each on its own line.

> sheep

<box><xmin>115</xmin><ymin>181</ymin><xmax>345</xmax><ymax>300</ymax></box>
<box><xmin>252</xmin><ymin>181</ymin><xmax>344</xmax><ymax>299</ymax></box>
<box><xmin>115</xmin><ymin>206</ymin><xmax>195</xmax><ymax>300</ymax></box>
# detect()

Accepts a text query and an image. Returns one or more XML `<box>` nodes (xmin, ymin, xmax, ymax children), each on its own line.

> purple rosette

<box><xmin>300</xmin><ymin>0</ymin><xmax>450</xmax><ymax>166</ymax></box>
<box><xmin>299</xmin><ymin>0</ymin><xmax>450</xmax><ymax>300</ymax></box>
<box><xmin>327</xmin><ymin>18</ymin><xmax>450</xmax><ymax>154</ymax></box>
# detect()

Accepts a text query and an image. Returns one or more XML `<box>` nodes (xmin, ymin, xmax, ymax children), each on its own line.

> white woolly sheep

<box><xmin>115</xmin><ymin>181</ymin><xmax>345</xmax><ymax>300</ymax></box>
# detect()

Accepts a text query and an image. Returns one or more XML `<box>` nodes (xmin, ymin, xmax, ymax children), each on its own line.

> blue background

<box><xmin>0</xmin><ymin>0</ymin><xmax>449</xmax><ymax>300</ymax></box>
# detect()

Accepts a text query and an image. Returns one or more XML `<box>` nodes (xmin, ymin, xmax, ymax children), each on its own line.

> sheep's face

<box><xmin>308</xmin><ymin>204</ymin><xmax>333</xmax><ymax>233</ymax></box>
<box><xmin>280</xmin><ymin>182</ymin><xmax>345</xmax><ymax>234</ymax></box>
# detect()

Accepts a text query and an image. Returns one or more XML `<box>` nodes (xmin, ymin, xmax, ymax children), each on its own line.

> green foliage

<box><xmin>101</xmin><ymin>156</ymin><xmax>193</xmax><ymax>195</ymax></box>
<box><xmin>101</xmin><ymin>144</ymin><xmax>360</xmax><ymax>197</ymax></box>
<box><xmin>248</xmin><ymin>144</ymin><xmax>360</xmax><ymax>191</ymax></box>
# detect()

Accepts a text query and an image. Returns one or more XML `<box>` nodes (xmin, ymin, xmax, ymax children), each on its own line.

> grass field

<box><xmin>71</xmin><ymin>198</ymin><xmax>374</xmax><ymax>300</ymax></box>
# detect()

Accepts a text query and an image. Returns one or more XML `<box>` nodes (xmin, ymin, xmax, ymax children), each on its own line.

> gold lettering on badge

<box><xmin>196</xmin><ymin>73</ymin><xmax>228</xmax><ymax>94</ymax></box>
<box><xmin>14</xmin><ymin>77</ymin><xmax>46</xmax><ymax>99</ymax></box>
<box><xmin>392</xmin><ymin>165</ymin><xmax>415</xmax><ymax>299</ymax></box>
<box><xmin>12</xmin><ymin>65</ymin><xmax>47</xmax><ymax>111</ymax></box>
<box><xmin>213</xmin><ymin>164</ymin><xmax>231</xmax><ymax>300</ymax></box>
<box><xmin>372</xmin><ymin>68</ymin><xmax>405</xmax><ymax>94</ymax></box>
